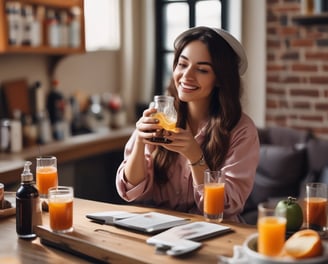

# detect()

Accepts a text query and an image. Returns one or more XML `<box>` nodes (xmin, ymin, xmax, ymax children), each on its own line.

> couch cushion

<box><xmin>267</xmin><ymin>126</ymin><xmax>310</xmax><ymax>147</ymax></box>
<box><xmin>307</xmin><ymin>138</ymin><xmax>328</xmax><ymax>173</ymax></box>
<box><xmin>244</xmin><ymin>145</ymin><xmax>307</xmax><ymax>212</ymax></box>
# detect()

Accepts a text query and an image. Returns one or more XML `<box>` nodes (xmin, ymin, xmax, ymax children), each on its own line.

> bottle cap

<box><xmin>21</xmin><ymin>161</ymin><xmax>33</xmax><ymax>182</ymax></box>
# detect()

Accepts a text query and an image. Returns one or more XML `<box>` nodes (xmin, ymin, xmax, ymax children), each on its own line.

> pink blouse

<box><xmin>116</xmin><ymin>113</ymin><xmax>260</xmax><ymax>222</ymax></box>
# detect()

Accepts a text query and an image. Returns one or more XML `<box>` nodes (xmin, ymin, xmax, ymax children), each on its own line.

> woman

<box><xmin>116</xmin><ymin>26</ymin><xmax>260</xmax><ymax>222</ymax></box>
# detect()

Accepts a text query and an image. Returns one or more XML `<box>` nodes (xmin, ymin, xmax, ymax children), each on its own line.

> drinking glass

<box><xmin>48</xmin><ymin>186</ymin><xmax>74</xmax><ymax>233</ymax></box>
<box><xmin>304</xmin><ymin>182</ymin><xmax>327</xmax><ymax>232</ymax></box>
<box><xmin>36</xmin><ymin>156</ymin><xmax>58</xmax><ymax>198</ymax></box>
<box><xmin>149</xmin><ymin>95</ymin><xmax>177</xmax><ymax>143</ymax></box>
<box><xmin>203</xmin><ymin>170</ymin><xmax>225</xmax><ymax>222</ymax></box>
<box><xmin>257</xmin><ymin>202</ymin><xmax>287</xmax><ymax>257</ymax></box>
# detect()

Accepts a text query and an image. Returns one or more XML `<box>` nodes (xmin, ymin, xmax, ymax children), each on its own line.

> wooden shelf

<box><xmin>292</xmin><ymin>13</ymin><xmax>328</xmax><ymax>25</ymax></box>
<box><xmin>0</xmin><ymin>45</ymin><xmax>84</xmax><ymax>55</ymax></box>
<box><xmin>0</xmin><ymin>0</ymin><xmax>85</xmax><ymax>54</ymax></box>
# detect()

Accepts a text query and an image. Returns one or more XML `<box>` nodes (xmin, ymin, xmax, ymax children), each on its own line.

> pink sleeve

<box><xmin>221</xmin><ymin>115</ymin><xmax>260</xmax><ymax>220</ymax></box>
<box><xmin>115</xmin><ymin>130</ymin><xmax>155</xmax><ymax>202</ymax></box>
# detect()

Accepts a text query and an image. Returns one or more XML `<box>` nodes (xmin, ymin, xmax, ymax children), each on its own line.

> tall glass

<box><xmin>203</xmin><ymin>170</ymin><xmax>225</xmax><ymax>222</ymax></box>
<box><xmin>149</xmin><ymin>95</ymin><xmax>177</xmax><ymax>143</ymax></box>
<box><xmin>257</xmin><ymin>202</ymin><xmax>287</xmax><ymax>257</ymax></box>
<box><xmin>48</xmin><ymin>186</ymin><xmax>74</xmax><ymax>233</ymax></box>
<box><xmin>304</xmin><ymin>182</ymin><xmax>327</xmax><ymax>233</ymax></box>
<box><xmin>36</xmin><ymin>156</ymin><xmax>58</xmax><ymax>198</ymax></box>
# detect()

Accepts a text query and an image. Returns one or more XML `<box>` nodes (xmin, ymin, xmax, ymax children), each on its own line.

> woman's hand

<box><xmin>135</xmin><ymin>108</ymin><xmax>163</xmax><ymax>144</ymax></box>
<box><xmin>155</xmin><ymin>127</ymin><xmax>202</xmax><ymax>162</ymax></box>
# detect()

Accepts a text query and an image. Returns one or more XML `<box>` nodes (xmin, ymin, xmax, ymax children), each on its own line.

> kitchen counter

<box><xmin>0</xmin><ymin>126</ymin><xmax>134</xmax><ymax>187</ymax></box>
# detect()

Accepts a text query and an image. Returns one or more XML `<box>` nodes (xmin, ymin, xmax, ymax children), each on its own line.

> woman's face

<box><xmin>173</xmin><ymin>40</ymin><xmax>216</xmax><ymax>104</ymax></box>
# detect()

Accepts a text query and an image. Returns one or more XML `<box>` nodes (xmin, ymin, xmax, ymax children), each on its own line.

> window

<box><xmin>84</xmin><ymin>0</ymin><xmax>120</xmax><ymax>51</ymax></box>
<box><xmin>155</xmin><ymin>0</ymin><xmax>227</xmax><ymax>95</ymax></box>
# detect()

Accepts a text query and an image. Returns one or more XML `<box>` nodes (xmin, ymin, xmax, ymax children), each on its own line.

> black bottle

<box><xmin>16</xmin><ymin>161</ymin><xmax>41</xmax><ymax>239</ymax></box>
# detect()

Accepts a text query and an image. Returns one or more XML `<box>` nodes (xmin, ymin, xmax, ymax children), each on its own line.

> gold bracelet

<box><xmin>189</xmin><ymin>154</ymin><xmax>205</xmax><ymax>166</ymax></box>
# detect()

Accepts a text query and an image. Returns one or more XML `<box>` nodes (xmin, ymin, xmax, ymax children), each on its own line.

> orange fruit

<box><xmin>284</xmin><ymin>229</ymin><xmax>323</xmax><ymax>259</ymax></box>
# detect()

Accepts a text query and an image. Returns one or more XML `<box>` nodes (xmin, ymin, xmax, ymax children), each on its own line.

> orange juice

<box><xmin>258</xmin><ymin>216</ymin><xmax>286</xmax><ymax>256</ymax></box>
<box><xmin>48</xmin><ymin>199</ymin><xmax>73</xmax><ymax>232</ymax></box>
<box><xmin>36</xmin><ymin>166</ymin><xmax>58</xmax><ymax>196</ymax></box>
<box><xmin>152</xmin><ymin>112</ymin><xmax>176</xmax><ymax>132</ymax></box>
<box><xmin>305</xmin><ymin>197</ymin><xmax>327</xmax><ymax>229</ymax></box>
<box><xmin>204</xmin><ymin>183</ymin><xmax>225</xmax><ymax>220</ymax></box>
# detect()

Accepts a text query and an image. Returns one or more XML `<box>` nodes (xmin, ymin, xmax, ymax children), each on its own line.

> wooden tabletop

<box><xmin>0</xmin><ymin>198</ymin><xmax>257</xmax><ymax>263</ymax></box>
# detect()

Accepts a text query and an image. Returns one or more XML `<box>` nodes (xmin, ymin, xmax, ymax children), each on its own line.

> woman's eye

<box><xmin>177</xmin><ymin>62</ymin><xmax>187</xmax><ymax>68</ymax></box>
<box><xmin>197</xmin><ymin>68</ymin><xmax>209</xmax><ymax>73</ymax></box>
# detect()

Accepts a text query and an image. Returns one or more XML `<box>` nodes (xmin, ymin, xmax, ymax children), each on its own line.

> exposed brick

<box><xmin>310</xmin><ymin>76</ymin><xmax>328</xmax><ymax>84</ymax></box>
<box><xmin>281</xmin><ymin>52</ymin><xmax>300</xmax><ymax>60</ymax></box>
<box><xmin>290</xmin><ymin>89</ymin><xmax>319</xmax><ymax>97</ymax></box>
<box><xmin>299</xmin><ymin>115</ymin><xmax>324</xmax><ymax>122</ymax></box>
<box><xmin>267</xmin><ymin>64</ymin><xmax>288</xmax><ymax>71</ymax></box>
<box><xmin>291</xmin><ymin>64</ymin><xmax>318</xmax><ymax>71</ymax></box>
<box><xmin>306</xmin><ymin>52</ymin><xmax>328</xmax><ymax>60</ymax></box>
<box><xmin>266</xmin><ymin>99</ymin><xmax>279</xmax><ymax>108</ymax></box>
<box><xmin>267</xmin><ymin>39</ymin><xmax>281</xmax><ymax>48</ymax></box>
<box><xmin>267</xmin><ymin>87</ymin><xmax>286</xmax><ymax>95</ymax></box>
<box><xmin>292</xmin><ymin>101</ymin><xmax>311</xmax><ymax>109</ymax></box>
<box><xmin>284</xmin><ymin>76</ymin><xmax>301</xmax><ymax>83</ymax></box>
<box><xmin>290</xmin><ymin>39</ymin><xmax>314</xmax><ymax>47</ymax></box>
<box><xmin>315</xmin><ymin>103</ymin><xmax>328</xmax><ymax>110</ymax></box>
<box><xmin>317</xmin><ymin>39</ymin><xmax>328</xmax><ymax>47</ymax></box>
<box><xmin>266</xmin><ymin>1</ymin><xmax>328</xmax><ymax>138</ymax></box>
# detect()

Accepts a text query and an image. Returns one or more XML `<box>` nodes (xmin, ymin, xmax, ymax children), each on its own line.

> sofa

<box><xmin>241</xmin><ymin>126</ymin><xmax>328</xmax><ymax>225</ymax></box>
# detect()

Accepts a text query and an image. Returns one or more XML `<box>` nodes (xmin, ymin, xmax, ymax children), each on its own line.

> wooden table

<box><xmin>0</xmin><ymin>198</ymin><xmax>256</xmax><ymax>263</ymax></box>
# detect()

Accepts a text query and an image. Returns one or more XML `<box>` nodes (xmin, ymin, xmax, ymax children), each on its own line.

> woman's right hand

<box><xmin>135</xmin><ymin>108</ymin><xmax>162</xmax><ymax>143</ymax></box>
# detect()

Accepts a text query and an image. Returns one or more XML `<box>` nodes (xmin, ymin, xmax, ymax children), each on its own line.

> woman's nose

<box><xmin>182</xmin><ymin>66</ymin><xmax>194</xmax><ymax>79</ymax></box>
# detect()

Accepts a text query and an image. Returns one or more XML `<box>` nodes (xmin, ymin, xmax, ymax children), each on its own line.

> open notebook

<box><xmin>86</xmin><ymin>211</ymin><xmax>190</xmax><ymax>234</ymax></box>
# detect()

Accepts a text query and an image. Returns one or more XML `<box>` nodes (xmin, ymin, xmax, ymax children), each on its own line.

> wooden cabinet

<box><xmin>0</xmin><ymin>0</ymin><xmax>85</xmax><ymax>54</ymax></box>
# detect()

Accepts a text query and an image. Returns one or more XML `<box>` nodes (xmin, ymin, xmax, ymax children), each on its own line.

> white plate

<box><xmin>243</xmin><ymin>233</ymin><xmax>328</xmax><ymax>264</ymax></box>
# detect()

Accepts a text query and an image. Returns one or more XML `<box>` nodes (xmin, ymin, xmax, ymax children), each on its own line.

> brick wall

<box><xmin>266</xmin><ymin>0</ymin><xmax>328</xmax><ymax>139</ymax></box>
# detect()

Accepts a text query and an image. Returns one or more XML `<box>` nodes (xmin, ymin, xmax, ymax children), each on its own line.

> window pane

<box><xmin>84</xmin><ymin>0</ymin><xmax>120</xmax><ymax>51</ymax></box>
<box><xmin>196</xmin><ymin>0</ymin><xmax>221</xmax><ymax>28</ymax></box>
<box><xmin>163</xmin><ymin>3</ymin><xmax>189</xmax><ymax>50</ymax></box>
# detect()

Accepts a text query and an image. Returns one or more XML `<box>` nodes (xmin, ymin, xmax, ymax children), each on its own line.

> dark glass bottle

<box><xmin>16</xmin><ymin>161</ymin><xmax>41</xmax><ymax>239</ymax></box>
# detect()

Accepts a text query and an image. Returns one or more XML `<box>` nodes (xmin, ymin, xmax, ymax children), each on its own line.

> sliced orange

<box><xmin>284</xmin><ymin>229</ymin><xmax>323</xmax><ymax>259</ymax></box>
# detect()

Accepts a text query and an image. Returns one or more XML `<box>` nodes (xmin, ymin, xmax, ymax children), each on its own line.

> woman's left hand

<box><xmin>154</xmin><ymin>127</ymin><xmax>202</xmax><ymax>161</ymax></box>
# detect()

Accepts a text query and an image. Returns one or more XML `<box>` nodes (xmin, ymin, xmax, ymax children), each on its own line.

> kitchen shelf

<box><xmin>292</xmin><ymin>13</ymin><xmax>328</xmax><ymax>25</ymax></box>
<box><xmin>0</xmin><ymin>0</ymin><xmax>85</xmax><ymax>54</ymax></box>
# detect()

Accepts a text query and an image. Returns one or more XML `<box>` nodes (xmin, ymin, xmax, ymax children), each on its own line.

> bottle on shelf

<box><xmin>69</xmin><ymin>6</ymin><xmax>81</xmax><ymax>48</ymax></box>
<box><xmin>16</xmin><ymin>161</ymin><xmax>42</xmax><ymax>239</ymax></box>
<box><xmin>10</xmin><ymin>109</ymin><xmax>23</xmax><ymax>152</ymax></box>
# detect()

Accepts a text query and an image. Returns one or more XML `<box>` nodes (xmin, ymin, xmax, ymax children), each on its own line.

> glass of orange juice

<box><xmin>305</xmin><ymin>182</ymin><xmax>327</xmax><ymax>232</ymax></box>
<box><xmin>36</xmin><ymin>156</ymin><xmax>58</xmax><ymax>198</ymax></box>
<box><xmin>48</xmin><ymin>186</ymin><xmax>74</xmax><ymax>233</ymax></box>
<box><xmin>257</xmin><ymin>202</ymin><xmax>287</xmax><ymax>257</ymax></box>
<box><xmin>149</xmin><ymin>95</ymin><xmax>177</xmax><ymax>144</ymax></box>
<box><xmin>203</xmin><ymin>170</ymin><xmax>225</xmax><ymax>222</ymax></box>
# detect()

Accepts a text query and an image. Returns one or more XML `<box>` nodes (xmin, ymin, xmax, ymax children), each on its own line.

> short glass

<box><xmin>149</xmin><ymin>95</ymin><xmax>177</xmax><ymax>144</ymax></box>
<box><xmin>203</xmin><ymin>170</ymin><xmax>225</xmax><ymax>222</ymax></box>
<box><xmin>48</xmin><ymin>186</ymin><xmax>74</xmax><ymax>233</ymax></box>
<box><xmin>36</xmin><ymin>156</ymin><xmax>58</xmax><ymax>198</ymax></box>
<box><xmin>304</xmin><ymin>182</ymin><xmax>327</xmax><ymax>233</ymax></box>
<box><xmin>257</xmin><ymin>202</ymin><xmax>287</xmax><ymax>257</ymax></box>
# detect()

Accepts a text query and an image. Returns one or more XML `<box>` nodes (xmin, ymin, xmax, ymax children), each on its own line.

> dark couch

<box><xmin>241</xmin><ymin>126</ymin><xmax>328</xmax><ymax>225</ymax></box>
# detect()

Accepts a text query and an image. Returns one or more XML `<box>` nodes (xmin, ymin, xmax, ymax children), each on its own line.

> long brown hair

<box><xmin>154</xmin><ymin>27</ymin><xmax>243</xmax><ymax>184</ymax></box>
